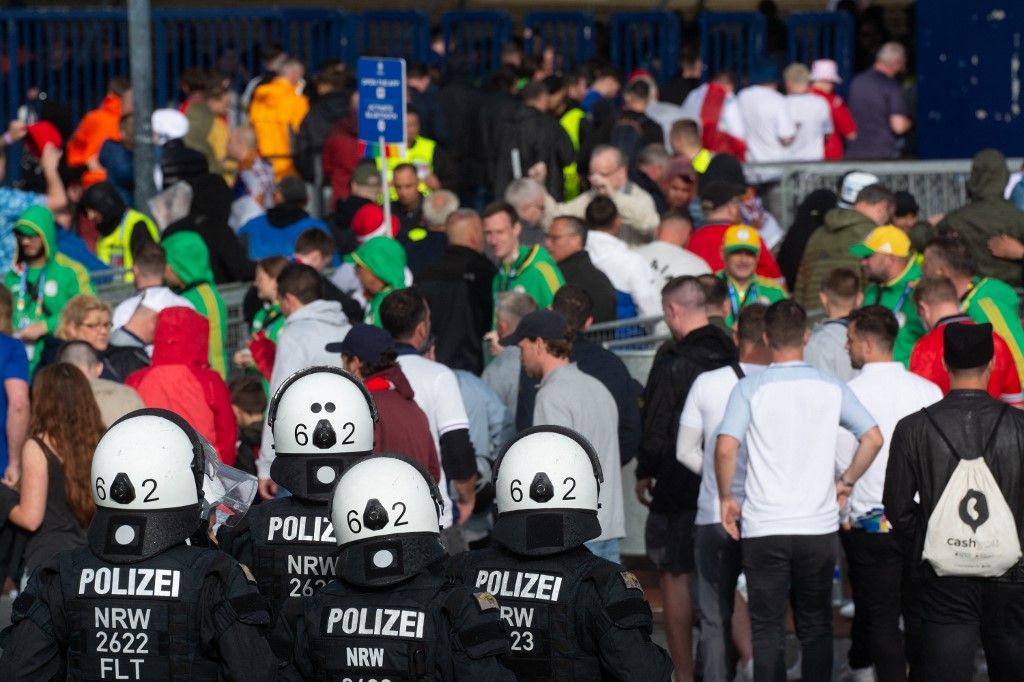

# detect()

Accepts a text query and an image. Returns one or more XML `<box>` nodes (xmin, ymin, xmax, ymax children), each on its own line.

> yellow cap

<box><xmin>722</xmin><ymin>224</ymin><xmax>761</xmax><ymax>255</ymax></box>
<box><xmin>849</xmin><ymin>225</ymin><xmax>911</xmax><ymax>258</ymax></box>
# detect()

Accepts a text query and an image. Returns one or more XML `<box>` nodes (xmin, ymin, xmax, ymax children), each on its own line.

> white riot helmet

<box><xmin>838</xmin><ymin>171</ymin><xmax>880</xmax><ymax>208</ymax></box>
<box><xmin>267</xmin><ymin>367</ymin><xmax>378</xmax><ymax>502</ymax></box>
<box><xmin>330</xmin><ymin>454</ymin><xmax>445</xmax><ymax>587</ymax></box>
<box><xmin>491</xmin><ymin>426</ymin><xmax>603</xmax><ymax>556</ymax></box>
<box><xmin>88</xmin><ymin>409</ymin><xmax>215</xmax><ymax>563</ymax></box>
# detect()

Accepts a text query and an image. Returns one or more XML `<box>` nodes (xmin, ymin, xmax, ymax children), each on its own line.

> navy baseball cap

<box><xmin>500</xmin><ymin>310</ymin><xmax>569</xmax><ymax>347</ymax></box>
<box><xmin>326</xmin><ymin>324</ymin><xmax>395</xmax><ymax>363</ymax></box>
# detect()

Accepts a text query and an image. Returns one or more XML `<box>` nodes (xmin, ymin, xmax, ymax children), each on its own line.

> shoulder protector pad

<box><xmin>205</xmin><ymin>552</ymin><xmax>272</xmax><ymax>627</ymax></box>
<box><xmin>590</xmin><ymin>565</ymin><xmax>653</xmax><ymax>631</ymax></box>
<box><xmin>444</xmin><ymin>588</ymin><xmax>510</xmax><ymax>660</ymax></box>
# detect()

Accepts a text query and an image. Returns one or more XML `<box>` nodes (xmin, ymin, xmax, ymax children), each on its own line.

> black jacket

<box><xmin>295</xmin><ymin>90</ymin><xmax>349</xmax><ymax>182</ymax></box>
<box><xmin>884</xmin><ymin>390</ymin><xmax>1024</xmax><ymax>583</ymax></box>
<box><xmin>328</xmin><ymin>194</ymin><xmax>372</xmax><ymax>256</ymax></box>
<box><xmin>163</xmin><ymin>173</ymin><xmax>255</xmax><ymax>284</ymax></box>
<box><xmin>638</xmin><ymin>324</ymin><xmax>738</xmax><ymax>513</ymax></box>
<box><xmin>492</xmin><ymin>103</ymin><xmax>575</xmax><ymax>201</ymax></box>
<box><xmin>556</xmin><ymin>251</ymin><xmax>617</xmax><ymax>324</ymax></box>
<box><xmin>417</xmin><ymin>245</ymin><xmax>496</xmax><ymax>375</ymax></box>
<box><xmin>516</xmin><ymin>338</ymin><xmax>643</xmax><ymax>466</ymax></box>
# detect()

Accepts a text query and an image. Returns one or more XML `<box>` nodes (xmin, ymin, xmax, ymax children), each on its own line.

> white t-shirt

<box><xmin>737</xmin><ymin>85</ymin><xmax>796</xmax><ymax>163</ymax></box>
<box><xmin>679</xmin><ymin>363</ymin><xmax>767</xmax><ymax>525</ymax></box>
<box><xmin>718</xmin><ymin>361</ymin><xmax>877</xmax><ymax>538</ymax></box>
<box><xmin>635</xmin><ymin>240</ymin><xmax>712</xmax><ymax>286</ymax></box>
<box><xmin>397</xmin><ymin>352</ymin><xmax>472</xmax><ymax>528</ymax></box>
<box><xmin>786</xmin><ymin>93</ymin><xmax>833</xmax><ymax>162</ymax></box>
<box><xmin>585</xmin><ymin>230</ymin><xmax>662</xmax><ymax>317</ymax></box>
<box><xmin>835</xmin><ymin>362</ymin><xmax>942</xmax><ymax>522</ymax></box>
<box><xmin>680</xmin><ymin>83</ymin><xmax>747</xmax><ymax>142</ymax></box>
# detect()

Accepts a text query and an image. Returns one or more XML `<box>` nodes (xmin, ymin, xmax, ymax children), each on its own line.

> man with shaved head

<box><xmin>636</xmin><ymin>275</ymin><xmax>739</xmax><ymax>681</ymax></box>
<box><xmin>416</xmin><ymin>208</ymin><xmax>497</xmax><ymax>373</ymax></box>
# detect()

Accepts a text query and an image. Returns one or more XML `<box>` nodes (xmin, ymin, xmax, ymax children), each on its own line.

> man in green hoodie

<box><xmin>793</xmin><ymin>177</ymin><xmax>892</xmax><ymax>310</ymax></box>
<box><xmin>938</xmin><ymin>148</ymin><xmax>1024</xmax><ymax>287</ymax></box>
<box><xmin>161</xmin><ymin>230</ymin><xmax>229</xmax><ymax>377</ymax></box>
<box><xmin>347</xmin><ymin>236</ymin><xmax>407</xmax><ymax>327</ymax></box>
<box><xmin>5</xmin><ymin>206</ymin><xmax>92</xmax><ymax>374</ymax></box>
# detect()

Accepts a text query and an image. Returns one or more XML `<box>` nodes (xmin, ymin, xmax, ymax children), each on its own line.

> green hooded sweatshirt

<box><xmin>793</xmin><ymin>206</ymin><xmax>876</xmax><ymax>310</ymax></box>
<box><xmin>346</xmin><ymin>236</ymin><xmax>407</xmax><ymax>327</ymax></box>
<box><xmin>4</xmin><ymin>205</ymin><xmax>92</xmax><ymax>373</ymax></box>
<box><xmin>938</xmin><ymin>149</ymin><xmax>1024</xmax><ymax>287</ymax></box>
<box><xmin>162</xmin><ymin>230</ymin><xmax>228</xmax><ymax>377</ymax></box>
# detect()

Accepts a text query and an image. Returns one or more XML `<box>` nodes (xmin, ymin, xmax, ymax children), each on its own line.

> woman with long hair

<box><xmin>4</xmin><ymin>362</ymin><xmax>106</xmax><ymax>578</ymax></box>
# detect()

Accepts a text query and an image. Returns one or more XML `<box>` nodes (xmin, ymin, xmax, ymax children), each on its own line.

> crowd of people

<box><xmin>0</xmin><ymin>9</ymin><xmax>1021</xmax><ymax>680</ymax></box>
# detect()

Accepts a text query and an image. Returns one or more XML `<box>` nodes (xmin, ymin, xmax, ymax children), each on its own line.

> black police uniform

<box><xmin>451</xmin><ymin>544</ymin><xmax>673</xmax><ymax>681</ymax></box>
<box><xmin>282</xmin><ymin>562</ymin><xmax>515</xmax><ymax>681</ymax></box>
<box><xmin>219</xmin><ymin>494</ymin><xmax>342</xmax><ymax>659</ymax></box>
<box><xmin>0</xmin><ymin>544</ymin><xmax>275</xmax><ymax>681</ymax></box>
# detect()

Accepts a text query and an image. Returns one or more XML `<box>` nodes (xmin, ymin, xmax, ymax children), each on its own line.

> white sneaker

<box><xmin>837</xmin><ymin>664</ymin><xmax>875</xmax><ymax>682</ymax></box>
<box><xmin>839</xmin><ymin>600</ymin><xmax>856</xmax><ymax>619</ymax></box>
<box><xmin>785</xmin><ymin>653</ymin><xmax>802</xmax><ymax>681</ymax></box>
<box><xmin>734</xmin><ymin>659</ymin><xmax>754</xmax><ymax>682</ymax></box>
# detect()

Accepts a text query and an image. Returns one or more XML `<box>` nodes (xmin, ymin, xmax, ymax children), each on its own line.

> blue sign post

<box><xmin>358</xmin><ymin>57</ymin><xmax>407</xmax><ymax>231</ymax></box>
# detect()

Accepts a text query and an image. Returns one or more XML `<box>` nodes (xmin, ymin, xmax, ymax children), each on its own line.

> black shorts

<box><xmin>645</xmin><ymin>510</ymin><xmax>697</xmax><ymax>575</ymax></box>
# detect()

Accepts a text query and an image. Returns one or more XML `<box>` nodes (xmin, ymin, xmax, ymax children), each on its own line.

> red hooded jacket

<box><xmin>126</xmin><ymin>307</ymin><xmax>238</xmax><ymax>464</ymax></box>
<box><xmin>364</xmin><ymin>365</ymin><xmax>441</xmax><ymax>482</ymax></box>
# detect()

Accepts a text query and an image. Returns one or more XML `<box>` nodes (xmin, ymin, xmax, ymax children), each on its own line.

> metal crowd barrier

<box><xmin>353</xmin><ymin>11</ymin><xmax>430</xmax><ymax>64</ymax></box>
<box><xmin>748</xmin><ymin>158</ymin><xmax>1024</xmax><ymax>232</ymax></box>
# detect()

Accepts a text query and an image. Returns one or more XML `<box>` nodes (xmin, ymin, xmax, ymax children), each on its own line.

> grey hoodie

<box><xmin>258</xmin><ymin>299</ymin><xmax>351</xmax><ymax>477</ymax></box>
<box><xmin>804</xmin><ymin>318</ymin><xmax>859</xmax><ymax>382</ymax></box>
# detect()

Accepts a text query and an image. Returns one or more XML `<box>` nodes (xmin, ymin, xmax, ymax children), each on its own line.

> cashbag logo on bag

<box><xmin>959</xmin><ymin>489</ymin><xmax>989</xmax><ymax>533</ymax></box>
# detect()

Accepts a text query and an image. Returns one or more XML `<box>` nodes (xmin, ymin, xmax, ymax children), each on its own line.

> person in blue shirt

<box><xmin>0</xmin><ymin>285</ymin><xmax>29</xmax><ymax>483</ymax></box>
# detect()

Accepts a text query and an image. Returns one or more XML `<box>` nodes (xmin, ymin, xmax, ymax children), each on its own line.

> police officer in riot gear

<box><xmin>217</xmin><ymin>365</ymin><xmax>378</xmax><ymax>656</ymax></box>
<box><xmin>0</xmin><ymin>409</ymin><xmax>276</xmax><ymax>681</ymax></box>
<box><xmin>284</xmin><ymin>453</ymin><xmax>515</xmax><ymax>681</ymax></box>
<box><xmin>450</xmin><ymin>425</ymin><xmax>673</xmax><ymax>681</ymax></box>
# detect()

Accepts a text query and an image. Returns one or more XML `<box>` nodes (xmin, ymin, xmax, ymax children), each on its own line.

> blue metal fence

<box><xmin>0</xmin><ymin>9</ymin><xmax>858</xmax><ymax>128</ymax></box>
<box><xmin>609</xmin><ymin>11</ymin><xmax>680</xmax><ymax>84</ymax></box>
<box><xmin>441</xmin><ymin>11</ymin><xmax>512</xmax><ymax>81</ymax></box>
<box><xmin>353</xmin><ymin>11</ymin><xmax>430</xmax><ymax>65</ymax></box>
<box><xmin>524</xmin><ymin>11</ymin><xmax>595</xmax><ymax>76</ymax></box>
<box><xmin>699</xmin><ymin>12</ymin><xmax>766</xmax><ymax>84</ymax></box>
<box><xmin>786</xmin><ymin>12</ymin><xmax>854</xmax><ymax>92</ymax></box>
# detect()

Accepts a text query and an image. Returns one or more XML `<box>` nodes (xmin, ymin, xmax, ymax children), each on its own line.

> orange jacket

<box><xmin>67</xmin><ymin>95</ymin><xmax>123</xmax><ymax>187</ymax></box>
<box><xmin>248</xmin><ymin>77</ymin><xmax>309</xmax><ymax>181</ymax></box>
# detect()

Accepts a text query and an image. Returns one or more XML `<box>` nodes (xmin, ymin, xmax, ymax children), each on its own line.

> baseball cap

<box><xmin>944</xmin><ymin>322</ymin><xmax>994</xmax><ymax>370</ymax></box>
<box><xmin>325</xmin><ymin>323</ymin><xmax>395</xmax><ymax>363</ymax></box>
<box><xmin>699</xmin><ymin>180</ymin><xmax>745</xmax><ymax>212</ymax></box>
<box><xmin>722</xmin><ymin>225</ymin><xmax>761</xmax><ymax>255</ymax></box>
<box><xmin>893</xmin><ymin>190</ymin><xmax>919</xmax><ymax>218</ymax></box>
<box><xmin>351</xmin><ymin>204</ymin><xmax>400</xmax><ymax>243</ymax></box>
<box><xmin>25</xmin><ymin>121</ymin><xmax>62</xmax><ymax>157</ymax></box>
<box><xmin>849</xmin><ymin>226</ymin><xmax>911</xmax><ymax>259</ymax></box>
<box><xmin>809</xmin><ymin>59</ymin><xmax>842</xmax><ymax>84</ymax></box>
<box><xmin>499</xmin><ymin>310</ymin><xmax>569</xmax><ymax>347</ymax></box>
<box><xmin>351</xmin><ymin>160</ymin><xmax>382</xmax><ymax>187</ymax></box>
<box><xmin>838</xmin><ymin>171</ymin><xmax>880</xmax><ymax>207</ymax></box>
<box><xmin>151</xmin><ymin>108</ymin><xmax>189</xmax><ymax>143</ymax></box>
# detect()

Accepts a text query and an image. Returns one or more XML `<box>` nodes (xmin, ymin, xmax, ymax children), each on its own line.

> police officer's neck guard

<box><xmin>331</xmin><ymin>454</ymin><xmax>446</xmax><ymax>588</ymax></box>
<box><xmin>268</xmin><ymin>366</ymin><xmax>379</xmax><ymax>503</ymax></box>
<box><xmin>88</xmin><ymin>409</ymin><xmax>212</xmax><ymax>564</ymax></box>
<box><xmin>490</xmin><ymin>426</ymin><xmax>604</xmax><ymax>557</ymax></box>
